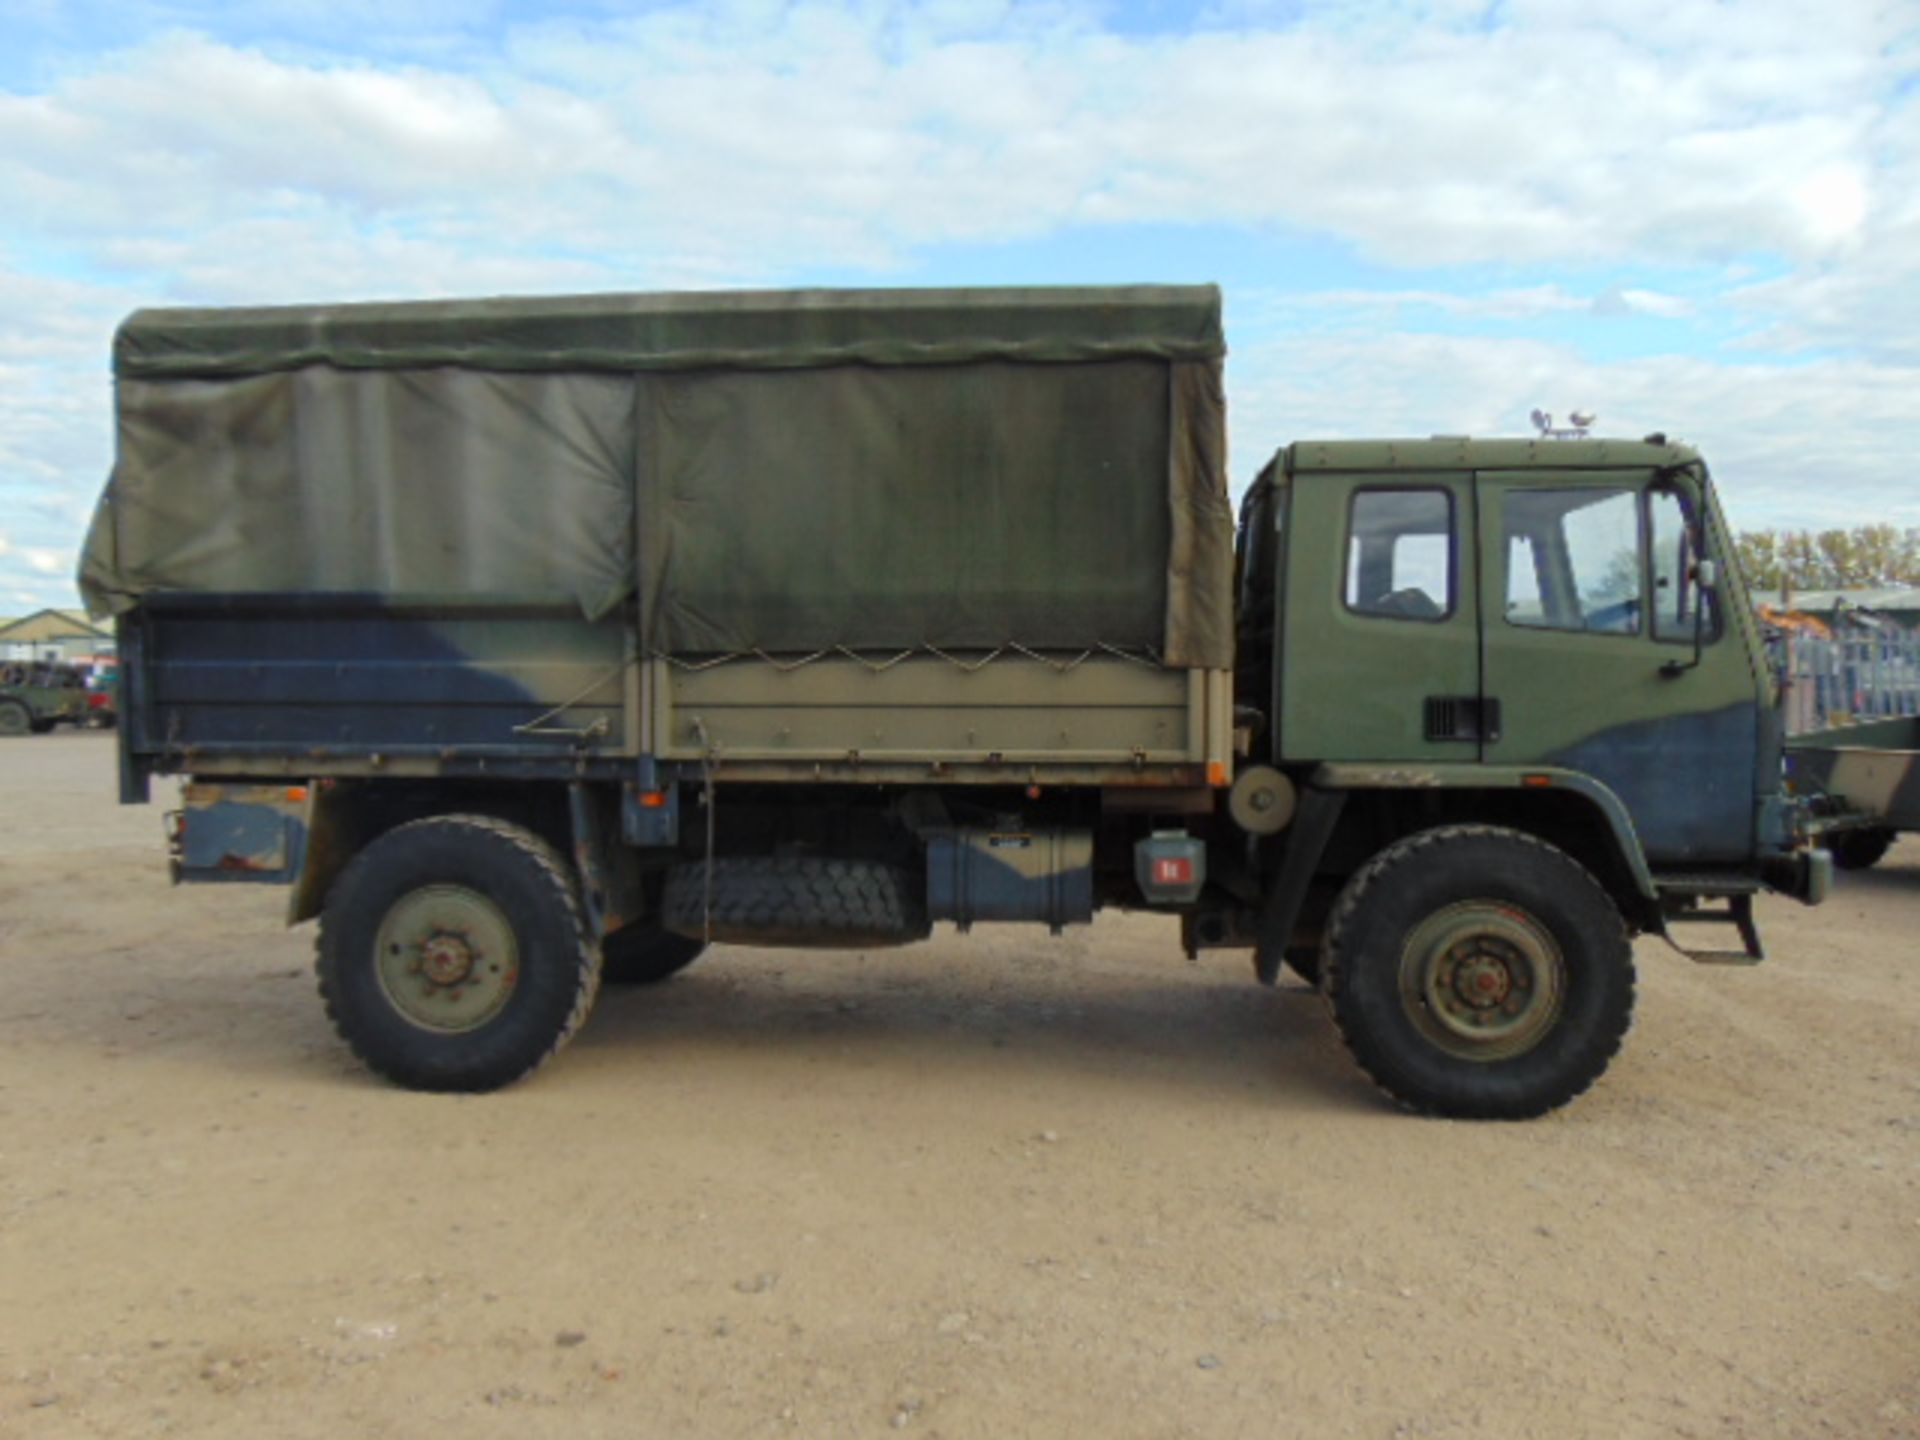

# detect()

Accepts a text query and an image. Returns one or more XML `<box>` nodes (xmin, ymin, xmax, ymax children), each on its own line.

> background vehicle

<box><xmin>1787</xmin><ymin>716</ymin><xmax>1918</xmax><ymax>871</ymax></box>
<box><xmin>84</xmin><ymin>286</ymin><xmax>1828</xmax><ymax>1116</ymax></box>
<box><xmin>0</xmin><ymin>659</ymin><xmax>88</xmax><ymax>736</ymax></box>
<box><xmin>85</xmin><ymin>666</ymin><xmax>118</xmax><ymax>728</ymax></box>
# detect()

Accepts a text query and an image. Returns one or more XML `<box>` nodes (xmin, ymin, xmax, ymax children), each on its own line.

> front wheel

<box><xmin>1323</xmin><ymin>825</ymin><xmax>1635</xmax><ymax>1119</ymax></box>
<box><xmin>0</xmin><ymin>701</ymin><xmax>30</xmax><ymax>737</ymax></box>
<box><xmin>316</xmin><ymin>815</ymin><xmax>601</xmax><ymax>1092</ymax></box>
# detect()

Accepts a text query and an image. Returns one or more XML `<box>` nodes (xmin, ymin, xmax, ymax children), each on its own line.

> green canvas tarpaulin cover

<box><xmin>82</xmin><ymin>285</ymin><xmax>1236</xmax><ymax>667</ymax></box>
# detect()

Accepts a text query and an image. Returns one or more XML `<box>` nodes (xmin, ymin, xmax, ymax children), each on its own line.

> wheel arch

<box><xmin>287</xmin><ymin>778</ymin><xmax>579</xmax><ymax>925</ymax></box>
<box><xmin>1311</xmin><ymin>764</ymin><xmax>1660</xmax><ymax>933</ymax></box>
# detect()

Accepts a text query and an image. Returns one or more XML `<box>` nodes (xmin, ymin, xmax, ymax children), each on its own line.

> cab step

<box><xmin>1654</xmin><ymin>876</ymin><xmax>1765</xmax><ymax>965</ymax></box>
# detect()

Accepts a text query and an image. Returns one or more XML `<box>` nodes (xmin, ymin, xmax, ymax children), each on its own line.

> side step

<box><xmin>1655</xmin><ymin>874</ymin><xmax>1765</xmax><ymax>965</ymax></box>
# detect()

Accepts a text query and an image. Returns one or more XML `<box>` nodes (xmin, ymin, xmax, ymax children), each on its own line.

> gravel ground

<box><xmin>1</xmin><ymin>732</ymin><xmax>1916</xmax><ymax>1438</ymax></box>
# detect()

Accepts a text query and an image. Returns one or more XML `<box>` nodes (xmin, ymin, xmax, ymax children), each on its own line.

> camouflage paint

<box><xmin>925</xmin><ymin>828</ymin><xmax>1094</xmax><ymax>928</ymax></box>
<box><xmin>1269</xmin><ymin>441</ymin><xmax>1774</xmax><ymax>867</ymax></box>
<box><xmin>1311</xmin><ymin>761</ymin><xmax>1658</xmax><ymax>899</ymax></box>
<box><xmin>1475</xmin><ymin>466</ymin><xmax>1765</xmax><ymax>865</ymax></box>
<box><xmin>119</xmin><ymin>595</ymin><xmax>631</xmax><ymax>793</ymax></box>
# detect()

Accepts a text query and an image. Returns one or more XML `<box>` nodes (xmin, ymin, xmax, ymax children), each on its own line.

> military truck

<box><xmin>0</xmin><ymin>659</ymin><xmax>89</xmax><ymax>736</ymax></box>
<box><xmin>82</xmin><ymin>285</ymin><xmax>1829</xmax><ymax>1117</ymax></box>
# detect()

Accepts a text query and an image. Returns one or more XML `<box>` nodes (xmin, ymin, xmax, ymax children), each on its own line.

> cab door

<box><xmin>1474</xmin><ymin>470</ymin><xmax>1756</xmax><ymax>864</ymax></box>
<box><xmin>1280</xmin><ymin>472</ymin><xmax>1484</xmax><ymax>762</ymax></box>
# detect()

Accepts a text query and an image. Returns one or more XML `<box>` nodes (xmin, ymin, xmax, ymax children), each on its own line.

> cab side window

<box><xmin>1649</xmin><ymin>486</ymin><xmax>1721</xmax><ymax>643</ymax></box>
<box><xmin>1504</xmin><ymin>488</ymin><xmax>1642</xmax><ymax>634</ymax></box>
<box><xmin>1344</xmin><ymin>489</ymin><xmax>1454</xmax><ymax>621</ymax></box>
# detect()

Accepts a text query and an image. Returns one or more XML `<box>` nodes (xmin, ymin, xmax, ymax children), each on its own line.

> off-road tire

<box><xmin>1829</xmin><ymin>827</ymin><xmax>1896</xmax><ymax>872</ymax></box>
<box><xmin>662</xmin><ymin>857</ymin><xmax>929</xmax><ymax>948</ymax></box>
<box><xmin>600</xmin><ymin>923</ymin><xmax>707</xmax><ymax>985</ymax></box>
<box><xmin>0</xmin><ymin>701</ymin><xmax>30</xmax><ymax>737</ymax></box>
<box><xmin>1322</xmin><ymin>825</ymin><xmax>1635</xmax><ymax>1120</ymax></box>
<box><xmin>315</xmin><ymin>814</ymin><xmax>600</xmax><ymax>1092</ymax></box>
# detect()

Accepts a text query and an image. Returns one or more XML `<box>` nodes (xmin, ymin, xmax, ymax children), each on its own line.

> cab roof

<box><xmin>1280</xmin><ymin>436</ymin><xmax>1702</xmax><ymax>474</ymax></box>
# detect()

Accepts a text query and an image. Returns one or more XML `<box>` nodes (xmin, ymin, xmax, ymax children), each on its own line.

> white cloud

<box><xmin>1226</xmin><ymin>325</ymin><xmax>1920</xmax><ymax>531</ymax></box>
<box><xmin>1596</xmin><ymin>288</ymin><xmax>1694</xmax><ymax>320</ymax></box>
<box><xmin>0</xmin><ymin>0</ymin><xmax>1913</xmax><ymax>613</ymax></box>
<box><xmin>18</xmin><ymin>547</ymin><xmax>67</xmax><ymax>575</ymax></box>
<box><xmin>0</xmin><ymin>2</ymin><xmax>1909</xmax><ymax>291</ymax></box>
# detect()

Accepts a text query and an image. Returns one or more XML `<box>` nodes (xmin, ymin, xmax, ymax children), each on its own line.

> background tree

<box><xmin>1735</xmin><ymin>525</ymin><xmax>1920</xmax><ymax>596</ymax></box>
<box><xmin>1736</xmin><ymin>531</ymin><xmax>1781</xmax><ymax>590</ymax></box>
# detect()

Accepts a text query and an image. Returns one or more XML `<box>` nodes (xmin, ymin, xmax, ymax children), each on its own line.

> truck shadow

<box><xmin>577</xmin><ymin>948</ymin><xmax>1380</xmax><ymax>1115</ymax></box>
<box><xmin>17</xmin><ymin>927</ymin><xmax>1378</xmax><ymax>1113</ymax></box>
<box><xmin>1829</xmin><ymin>846</ymin><xmax>1919</xmax><ymax>893</ymax></box>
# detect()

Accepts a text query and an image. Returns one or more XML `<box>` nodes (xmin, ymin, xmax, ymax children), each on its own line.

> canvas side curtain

<box><xmin>83</xmin><ymin>368</ymin><xmax>636</xmax><ymax>619</ymax></box>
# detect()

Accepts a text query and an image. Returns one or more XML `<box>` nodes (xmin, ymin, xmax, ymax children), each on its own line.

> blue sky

<box><xmin>1</xmin><ymin>0</ymin><xmax>1916</xmax><ymax>612</ymax></box>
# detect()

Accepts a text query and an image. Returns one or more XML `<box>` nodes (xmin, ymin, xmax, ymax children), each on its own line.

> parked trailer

<box><xmin>1787</xmin><ymin>716</ymin><xmax>1920</xmax><ymax>871</ymax></box>
<box><xmin>85</xmin><ymin>285</ymin><xmax>1830</xmax><ymax>1117</ymax></box>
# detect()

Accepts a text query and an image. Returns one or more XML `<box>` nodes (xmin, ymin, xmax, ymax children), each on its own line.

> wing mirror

<box><xmin>1662</xmin><ymin>555</ymin><xmax>1717</xmax><ymax>678</ymax></box>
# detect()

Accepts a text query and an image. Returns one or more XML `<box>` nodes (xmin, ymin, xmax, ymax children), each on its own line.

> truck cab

<box><xmin>1213</xmin><ymin>437</ymin><xmax>1825</xmax><ymax>1112</ymax></box>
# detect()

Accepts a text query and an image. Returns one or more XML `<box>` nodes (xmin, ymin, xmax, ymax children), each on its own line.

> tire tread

<box><xmin>315</xmin><ymin>813</ymin><xmax>600</xmax><ymax>1091</ymax></box>
<box><xmin>1322</xmin><ymin>823</ymin><xmax>1635</xmax><ymax>1119</ymax></box>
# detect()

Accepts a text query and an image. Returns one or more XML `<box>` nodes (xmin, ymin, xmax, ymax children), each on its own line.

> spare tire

<box><xmin>663</xmin><ymin>857</ymin><xmax>929</xmax><ymax>949</ymax></box>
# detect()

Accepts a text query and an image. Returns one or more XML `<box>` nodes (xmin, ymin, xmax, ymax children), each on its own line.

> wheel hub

<box><xmin>1444</xmin><ymin>943</ymin><xmax>1522</xmax><ymax>1011</ymax></box>
<box><xmin>374</xmin><ymin>885</ymin><xmax>520</xmax><ymax>1033</ymax></box>
<box><xmin>417</xmin><ymin>931</ymin><xmax>477</xmax><ymax>987</ymax></box>
<box><xmin>1398</xmin><ymin>903</ymin><xmax>1565</xmax><ymax>1062</ymax></box>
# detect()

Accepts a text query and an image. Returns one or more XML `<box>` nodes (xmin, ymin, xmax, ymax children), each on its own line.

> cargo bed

<box><xmin>120</xmin><ymin>595</ymin><xmax>1230</xmax><ymax>793</ymax></box>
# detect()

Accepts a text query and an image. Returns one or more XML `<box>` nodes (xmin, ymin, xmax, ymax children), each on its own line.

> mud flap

<box><xmin>171</xmin><ymin>782</ymin><xmax>310</xmax><ymax>885</ymax></box>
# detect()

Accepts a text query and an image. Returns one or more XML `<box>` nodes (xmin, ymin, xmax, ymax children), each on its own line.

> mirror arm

<box><xmin>1661</xmin><ymin>554</ymin><xmax>1713</xmax><ymax>678</ymax></box>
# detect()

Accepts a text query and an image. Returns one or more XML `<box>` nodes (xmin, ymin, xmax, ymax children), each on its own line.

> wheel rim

<box><xmin>0</xmin><ymin>704</ymin><xmax>27</xmax><ymax>736</ymax></box>
<box><xmin>374</xmin><ymin>885</ymin><xmax>520</xmax><ymax>1033</ymax></box>
<box><xmin>1397</xmin><ymin>901</ymin><xmax>1566</xmax><ymax>1062</ymax></box>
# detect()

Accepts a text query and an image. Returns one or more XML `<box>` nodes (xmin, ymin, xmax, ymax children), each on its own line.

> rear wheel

<box><xmin>1323</xmin><ymin>825</ymin><xmax>1635</xmax><ymax>1119</ymax></box>
<box><xmin>316</xmin><ymin>815</ymin><xmax>600</xmax><ymax>1092</ymax></box>
<box><xmin>0</xmin><ymin>701</ymin><xmax>30</xmax><ymax>737</ymax></box>
<box><xmin>601</xmin><ymin>923</ymin><xmax>707</xmax><ymax>985</ymax></box>
<box><xmin>1829</xmin><ymin>827</ymin><xmax>1896</xmax><ymax>872</ymax></box>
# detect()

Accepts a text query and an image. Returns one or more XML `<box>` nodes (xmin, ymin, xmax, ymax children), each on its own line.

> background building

<box><xmin>0</xmin><ymin>609</ymin><xmax>116</xmax><ymax>667</ymax></box>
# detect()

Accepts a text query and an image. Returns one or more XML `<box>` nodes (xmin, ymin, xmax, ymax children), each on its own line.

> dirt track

<box><xmin>1</xmin><ymin>732</ymin><xmax>1916</xmax><ymax>1438</ymax></box>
